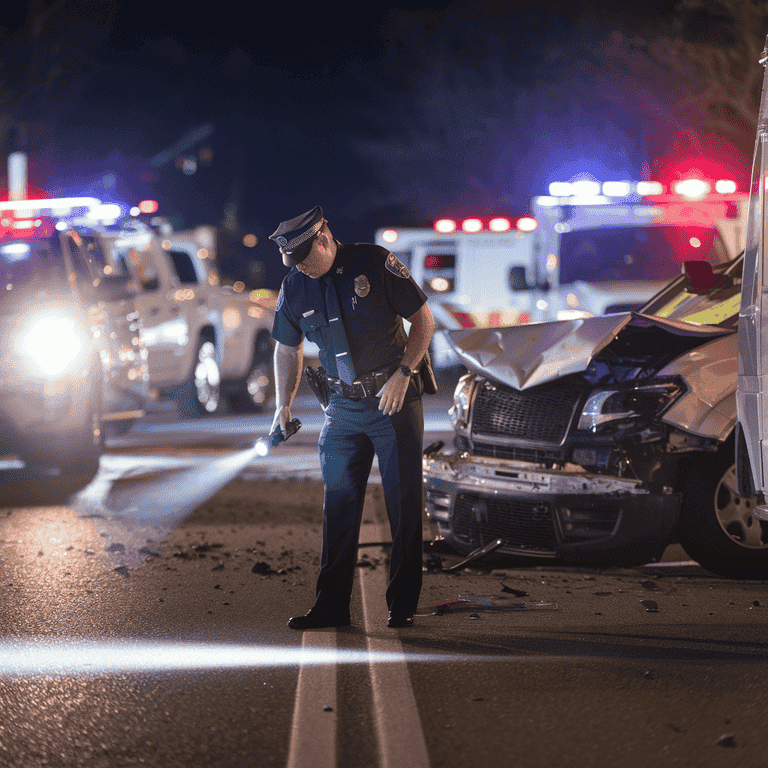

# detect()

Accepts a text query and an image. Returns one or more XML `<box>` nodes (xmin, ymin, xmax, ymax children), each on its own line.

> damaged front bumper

<box><xmin>423</xmin><ymin>451</ymin><xmax>681</xmax><ymax>567</ymax></box>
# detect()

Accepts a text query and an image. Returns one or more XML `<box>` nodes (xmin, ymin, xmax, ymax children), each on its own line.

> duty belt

<box><xmin>323</xmin><ymin>365</ymin><xmax>399</xmax><ymax>400</ymax></box>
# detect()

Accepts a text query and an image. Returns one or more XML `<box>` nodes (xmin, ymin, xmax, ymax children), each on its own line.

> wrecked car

<box><xmin>424</xmin><ymin>254</ymin><xmax>768</xmax><ymax>579</ymax></box>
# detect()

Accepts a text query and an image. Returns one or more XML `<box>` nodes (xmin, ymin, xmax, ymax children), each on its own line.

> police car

<box><xmin>0</xmin><ymin>198</ymin><xmax>148</xmax><ymax>492</ymax></box>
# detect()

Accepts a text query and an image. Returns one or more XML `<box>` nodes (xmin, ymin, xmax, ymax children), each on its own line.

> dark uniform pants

<box><xmin>315</xmin><ymin>382</ymin><xmax>424</xmax><ymax>616</ymax></box>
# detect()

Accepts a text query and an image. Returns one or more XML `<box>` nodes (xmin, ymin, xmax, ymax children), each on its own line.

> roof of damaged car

<box><xmin>446</xmin><ymin>313</ymin><xmax>733</xmax><ymax>390</ymax></box>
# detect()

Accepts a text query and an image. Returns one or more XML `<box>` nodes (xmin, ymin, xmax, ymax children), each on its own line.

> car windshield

<box><xmin>0</xmin><ymin>236</ymin><xmax>67</xmax><ymax>297</ymax></box>
<box><xmin>559</xmin><ymin>225</ymin><xmax>722</xmax><ymax>284</ymax></box>
<box><xmin>639</xmin><ymin>255</ymin><xmax>742</xmax><ymax>329</ymax></box>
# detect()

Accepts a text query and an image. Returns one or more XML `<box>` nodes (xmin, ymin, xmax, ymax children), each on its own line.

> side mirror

<box><xmin>683</xmin><ymin>260</ymin><xmax>731</xmax><ymax>293</ymax></box>
<box><xmin>509</xmin><ymin>265</ymin><xmax>529</xmax><ymax>291</ymax></box>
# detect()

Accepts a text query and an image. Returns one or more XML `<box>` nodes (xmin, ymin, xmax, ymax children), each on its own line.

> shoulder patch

<box><xmin>276</xmin><ymin>286</ymin><xmax>285</xmax><ymax>312</ymax></box>
<box><xmin>385</xmin><ymin>252</ymin><xmax>411</xmax><ymax>279</ymax></box>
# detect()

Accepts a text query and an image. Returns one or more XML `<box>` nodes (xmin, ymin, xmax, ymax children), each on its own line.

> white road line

<box><xmin>286</xmin><ymin>630</ymin><xmax>338</xmax><ymax>768</ymax></box>
<box><xmin>359</xmin><ymin>522</ymin><xmax>431</xmax><ymax>768</ymax></box>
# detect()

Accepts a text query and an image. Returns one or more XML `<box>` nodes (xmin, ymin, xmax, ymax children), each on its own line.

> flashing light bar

<box><xmin>546</xmin><ymin>179</ymin><xmax>738</xmax><ymax>201</ymax></box>
<box><xmin>0</xmin><ymin>197</ymin><xmax>102</xmax><ymax>214</ymax></box>
<box><xmin>433</xmin><ymin>216</ymin><xmax>538</xmax><ymax>234</ymax></box>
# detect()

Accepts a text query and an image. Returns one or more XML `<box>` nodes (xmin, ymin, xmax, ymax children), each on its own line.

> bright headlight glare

<box><xmin>15</xmin><ymin>312</ymin><xmax>90</xmax><ymax>377</ymax></box>
<box><xmin>449</xmin><ymin>373</ymin><xmax>475</xmax><ymax>430</ymax></box>
<box><xmin>578</xmin><ymin>381</ymin><xmax>682</xmax><ymax>432</ymax></box>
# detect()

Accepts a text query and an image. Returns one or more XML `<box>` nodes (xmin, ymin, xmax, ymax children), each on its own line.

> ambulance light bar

<box><xmin>545</xmin><ymin>179</ymin><xmax>738</xmax><ymax>202</ymax></box>
<box><xmin>433</xmin><ymin>216</ymin><xmax>538</xmax><ymax>234</ymax></box>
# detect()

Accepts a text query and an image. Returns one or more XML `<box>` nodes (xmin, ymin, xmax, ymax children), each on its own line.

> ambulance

<box><xmin>737</xmin><ymin>34</ymin><xmax>768</xmax><ymax>519</ymax></box>
<box><xmin>377</xmin><ymin>179</ymin><xmax>747</xmax><ymax>367</ymax></box>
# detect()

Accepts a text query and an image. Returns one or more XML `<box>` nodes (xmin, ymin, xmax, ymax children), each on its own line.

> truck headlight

<box><xmin>577</xmin><ymin>381</ymin><xmax>683</xmax><ymax>432</ymax></box>
<box><xmin>14</xmin><ymin>312</ymin><xmax>91</xmax><ymax>378</ymax></box>
<box><xmin>449</xmin><ymin>373</ymin><xmax>475</xmax><ymax>430</ymax></box>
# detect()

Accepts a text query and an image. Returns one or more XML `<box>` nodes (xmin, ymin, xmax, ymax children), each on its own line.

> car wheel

<box><xmin>229</xmin><ymin>333</ymin><xmax>274</xmax><ymax>413</ymax></box>
<box><xmin>173</xmin><ymin>337</ymin><xmax>221</xmax><ymax>418</ymax></box>
<box><xmin>676</xmin><ymin>436</ymin><xmax>768</xmax><ymax>579</ymax></box>
<box><xmin>22</xmin><ymin>377</ymin><xmax>103</xmax><ymax>493</ymax></box>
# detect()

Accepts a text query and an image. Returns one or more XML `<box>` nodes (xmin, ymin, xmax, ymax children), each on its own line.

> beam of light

<box><xmin>0</xmin><ymin>639</ymin><xmax>504</xmax><ymax>678</ymax></box>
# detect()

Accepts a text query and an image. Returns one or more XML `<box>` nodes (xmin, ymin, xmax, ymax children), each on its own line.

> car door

<box><xmin>113</xmin><ymin>238</ymin><xmax>187</xmax><ymax>388</ymax></box>
<box><xmin>736</xmin><ymin>40</ymin><xmax>768</xmax><ymax>498</ymax></box>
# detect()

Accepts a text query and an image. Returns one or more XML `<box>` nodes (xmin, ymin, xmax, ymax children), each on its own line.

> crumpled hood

<box><xmin>445</xmin><ymin>313</ymin><xmax>733</xmax><ymax>390</ymax></box>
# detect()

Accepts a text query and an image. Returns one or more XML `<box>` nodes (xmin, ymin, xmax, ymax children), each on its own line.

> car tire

<box><xmin>676</xmin><ymin>435</ymin><xmax>768</xmax><ymax>579</ymax></box>
<box><xmin>22</xmin><ymin>373</ymin><xmax>103</xmax><ymax>493</ymax></box>
<box><xmin>173</xmin><ymin>337</ymin><xmax>221</xmax><ymax>418</ymax></box>
<box><xmin>228</xmin><ymin>333</ymin><xmax>274</xmax><ymax>413</ymax></box>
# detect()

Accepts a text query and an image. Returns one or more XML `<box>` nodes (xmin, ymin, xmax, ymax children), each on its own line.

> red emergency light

<box><xmin>138</xmin><ymin>200</ymin><xmax>159</xmax><ymax>214</ymax></box>
<box><xmin>0</xmin><ymin>215</ymin><xmax>56</xmax><ymax>240</ymax></box>
<box><xmin>433</xmin><ymin>216</ymin><xmax>538</xmax><ymax>234</ymax></box>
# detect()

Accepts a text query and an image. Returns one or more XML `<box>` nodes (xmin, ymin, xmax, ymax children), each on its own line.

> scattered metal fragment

<box><xmin>716</xmin><ymin>733</ymin><xmax>736</xmax><ymax>748</ymax></box>
<box><xmin>322</xmin><ymin>705</ymin><xmax>333</xmax><ymax>712</ymax></box>
<box><xmin>640</xmin><ymin>599</ymin><xmax>659</xmax><ymax>612</ymax></box>
<box><xmin>441</xmin><ymin>539</ymin><xmax>504</xmax><ymax>573</ymax></box>
<box><xmin>499</xmin><ymin>582</ymin><xmax>529</xmax><ymax>597</ymax></box>
<box><xmin>418</xmin><ymin>596</ymin><xmax>558</xmax><ymax>616</ymax></box>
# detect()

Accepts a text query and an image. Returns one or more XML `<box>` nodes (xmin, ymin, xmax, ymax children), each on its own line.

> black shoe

<box><xmin>387</xmin><ymin>611</ymin><xmax>414</xmax><ymax>628</ymax></box>
<box><xmin>287</xmin><ymin>609</ymin><xmax>351</xmax><ymax>630</ymax></box>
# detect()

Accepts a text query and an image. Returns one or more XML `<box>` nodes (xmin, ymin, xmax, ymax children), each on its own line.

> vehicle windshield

<box><xmin>0</xmin><ymin>236</ymin><xmax>67</xmax><ymax>299</ymax></box>
<box><xmin>559</xmin><ymin>225</ymin><xmax>722</xmax><ymax>284</ymax></box>
<box><xmin>639</xmin><ymin>254</ymin><xmax>742</xmax><ymax>329</ymax></box>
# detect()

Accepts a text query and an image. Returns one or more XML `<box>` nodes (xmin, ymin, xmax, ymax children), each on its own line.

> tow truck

<box><xmin>377</xmin><ymin>179</ymin><xmax>747</xmax><ymax>367</ymax></box>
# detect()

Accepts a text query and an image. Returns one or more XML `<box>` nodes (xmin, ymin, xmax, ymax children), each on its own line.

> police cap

<box><xmin>269</xmin><ymin>206</ymin><xmax>326</xmax><ymax>267</ymax></box>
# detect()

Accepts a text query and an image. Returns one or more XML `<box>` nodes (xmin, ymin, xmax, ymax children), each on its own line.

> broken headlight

<box><xmin>577</xmin><ymin>380</ymin><xmax>683</xmax><ymax>432</ymax></box>
<box><xmin>449</xmin><ymin>372</ymin><xmax>475</xmax><ymax>430</ymax></box>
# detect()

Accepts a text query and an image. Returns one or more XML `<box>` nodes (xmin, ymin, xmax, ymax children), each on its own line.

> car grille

<box><xmin>470</xmin><ymin>442</ymin><xmax>568</xmax><ymax>464</ymax></box>
<box><xmin>452</xmin><ymin>492</ymin><xmax>557</xmax><ymax>554</ymax></box>
<box><xmin>470</xmin><ymin>377</ymin><xmax>586</xmax><ymax>446</ymax></box>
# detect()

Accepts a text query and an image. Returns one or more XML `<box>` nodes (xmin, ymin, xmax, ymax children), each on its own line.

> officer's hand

<box><xmin>270</xmin><ymin>405</ymin><xmax>291</xmax><ymax>436</ymax></box>
<box><xmin>376</xmin><ymin>372</ymin><xmax>410</xmax><ymax>416</ymax></box>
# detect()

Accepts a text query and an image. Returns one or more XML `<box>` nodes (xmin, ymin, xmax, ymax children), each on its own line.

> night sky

<box><xmin>5</xmin><ymin>0</ymin><xmax>750</xmax><ymax>288</ymax></box>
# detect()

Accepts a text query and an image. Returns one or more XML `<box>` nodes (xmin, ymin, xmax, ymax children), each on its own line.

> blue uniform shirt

<box><xmin>271</xmin><ymin>242</ymin><xmax>427</xmax><ymax>378</ymax></box>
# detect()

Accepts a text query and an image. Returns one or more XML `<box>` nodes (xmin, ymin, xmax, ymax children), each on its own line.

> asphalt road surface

<box><xmin>0</xmin><ymin>392</ymin><xmax>767</xmax><ymax>767</ymax></box>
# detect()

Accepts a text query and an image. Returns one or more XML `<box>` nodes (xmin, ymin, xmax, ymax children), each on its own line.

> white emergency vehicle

<box><xmin>737</xmin><ymin>34</ymin><xmax>768</xmax><ymax>517</ymax></box>
<box><xmin>377</xmin><ymin>179</ymin><xmax>747</xmax><ymax>367</ymax></box>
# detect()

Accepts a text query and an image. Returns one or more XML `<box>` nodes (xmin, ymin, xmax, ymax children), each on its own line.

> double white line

<box><xmin>287</xmin><ymin>520</ymin><xmax>431</xmax><ymax>768</ymax></box>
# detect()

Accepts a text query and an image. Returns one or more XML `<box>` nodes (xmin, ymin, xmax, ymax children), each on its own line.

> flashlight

<box><xmin>254</xmin><ymin>418</ymin><xmax>302</xmax><ymax>456</ymax></box>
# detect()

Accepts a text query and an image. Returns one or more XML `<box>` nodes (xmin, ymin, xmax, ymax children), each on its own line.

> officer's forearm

<box><xmin>274</xmin><ymin>341</ymin><xmax>303</xmax><ymax>408</ymax></box>
<box><xmin>401</xmin><ymin>304</ymin><xmax>435</xmax><ymax>371</ymax></box>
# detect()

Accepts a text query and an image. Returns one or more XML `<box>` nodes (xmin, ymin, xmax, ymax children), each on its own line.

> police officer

<box><xmin>269</xmin><ymin>206</ymin><xmax>435</xmax><ymax>629</ymax></box>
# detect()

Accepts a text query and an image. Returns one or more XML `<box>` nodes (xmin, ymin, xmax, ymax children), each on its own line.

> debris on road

<box><xmin>418</xmin><ymin>595</ymin><xmax>558</xmax><ymax>616</ymax></box>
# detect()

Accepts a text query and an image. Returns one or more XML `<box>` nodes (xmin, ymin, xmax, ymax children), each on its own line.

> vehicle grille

<box><xmin>452</xmin><ymin>492</ymin><xmax>557</xmax><ymax>554</ymax></box>
<box><xmin>471</xmin><ymin>377</ymin><xmax>586</xmax><ymax>445</ymax></box>
<box><xmin>471</xmin><ymin>442</ymin><xmax>568</xmax><ymax>464</ymax></box>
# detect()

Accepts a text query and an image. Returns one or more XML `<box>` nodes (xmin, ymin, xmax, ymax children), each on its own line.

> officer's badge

<box><xmin>386</xmin><ymin>253</ymin><xmax>410</xmax><ymax>279</ymax></box>
<box><xmin>354</xmin><ymin>275</ymin><xmax>370</xmax><ymax>297</ymax></box>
